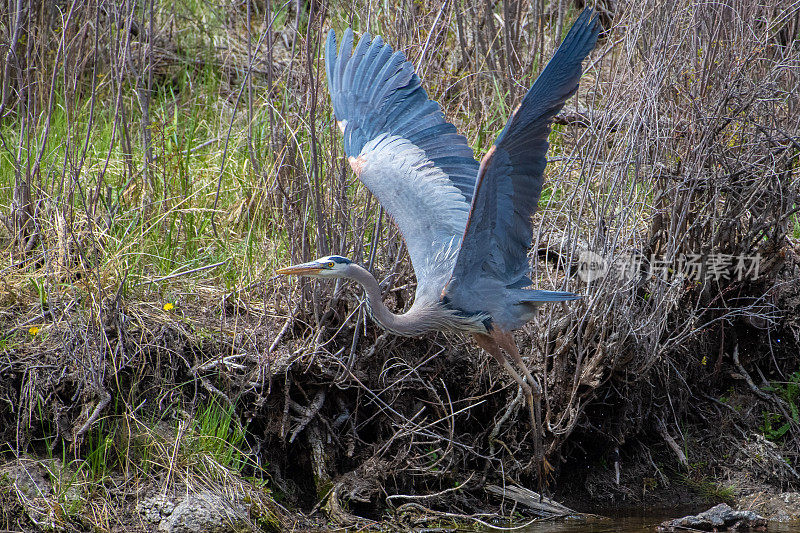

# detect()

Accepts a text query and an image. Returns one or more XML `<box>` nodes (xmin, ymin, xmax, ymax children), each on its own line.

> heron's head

<box><xmin>276</xmin><ymin>255</ymin><xmax>352</xmax><ymax>279</ymax></box>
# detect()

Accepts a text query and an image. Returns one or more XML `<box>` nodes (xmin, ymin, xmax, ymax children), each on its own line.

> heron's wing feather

<box><xmin>326</xmin><ymin>29</ymin><xmax>480</xmax><ymax>204</ymax></box>
<box><xmin>446</xmin><ymin>8</ymin><xmax>599</xmax><ymax>309</ymax></box>
<box><xmin>355</xmin><ymin>134</ymin><xmax>469</xmax><ymax>298</ymax></box>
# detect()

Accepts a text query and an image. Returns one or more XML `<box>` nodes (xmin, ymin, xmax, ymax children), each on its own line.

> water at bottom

<box><xmin>514</xmin><ymin>514</ymin><xmax>798</xmax><ymax>532</ymax></box>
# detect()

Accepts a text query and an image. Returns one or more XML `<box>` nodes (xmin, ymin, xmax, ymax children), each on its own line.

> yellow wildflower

<box><xmin>29</xmin><ymin>326</ymin><xmax>40</xmax><ymax>336</ymax></box>
<box><xmin>163</xmin><ymin>303</ymin><xmax>175</xmax><ymax>312</ymax></box>
<box><xmin>701</xmin><ymin>355</ymin><xmax>707</xmax><ymax>366</ymax></box>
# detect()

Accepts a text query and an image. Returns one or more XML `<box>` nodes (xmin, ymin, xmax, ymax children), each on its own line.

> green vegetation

<box><xmin>761</xmin><ymin>372</ymin><xmax>800</xmax><ymax>441</ymax></box>
<box><xmin>187</xmin><ymin>401</ymin><xmax>248</xmax><ymax>473</ymax></box>
<box><xmin>680</xmin><ymin>474</ymin><xmax>736</xmax><ymax>505</ymax></box>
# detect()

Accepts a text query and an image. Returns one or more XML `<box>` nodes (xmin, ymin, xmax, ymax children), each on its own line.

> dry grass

<box><xmin>0</xmin><ymin>0</ymin><xmax>798</xmax><ymax>529</ymax></box>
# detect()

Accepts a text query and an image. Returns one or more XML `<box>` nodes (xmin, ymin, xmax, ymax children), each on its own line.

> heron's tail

<box><xmin>521</xmin><ymin>290</ymin><xmax>581</xmax><ymax>302</ymax></box>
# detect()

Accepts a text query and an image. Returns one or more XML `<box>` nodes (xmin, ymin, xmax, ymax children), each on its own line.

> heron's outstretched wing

<box><xmin>446</xmin><ymin>9</ymin><xmax>599</xmax><ymax>312</ymax></box>
<box><xmin>326</xmin><ymin>29</ymin><xmax>481</xmax><ymax>297</ymax></box>
<box><xmin>326</xmin><ymin>28</ymin><xmax>480</xmax><ymax>204</ymax></box>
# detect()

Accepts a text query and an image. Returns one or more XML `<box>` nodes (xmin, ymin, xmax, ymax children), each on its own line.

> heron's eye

<box><xmin>327</xmin><ymin>261</ymin><xmax>335</xmax><ymax>268</ymax></box>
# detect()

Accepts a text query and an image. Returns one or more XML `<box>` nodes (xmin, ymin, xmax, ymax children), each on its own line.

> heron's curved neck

<box><xmin>348</xmin><ymin>264</ymin><xmax>434</xmax><ymax>337</ymax></box>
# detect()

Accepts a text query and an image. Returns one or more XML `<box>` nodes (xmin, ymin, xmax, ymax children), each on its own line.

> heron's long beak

<box><xmin>275</xmin><ymin>261</ymin><xmax>324</xmax><ymax>276</ymax></box>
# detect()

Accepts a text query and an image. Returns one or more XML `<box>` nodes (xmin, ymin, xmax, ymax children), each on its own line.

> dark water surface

<box><xmin>513</xmin><ymin>514</ymin><xmax>799</xmax><ymax>532</ymax></box>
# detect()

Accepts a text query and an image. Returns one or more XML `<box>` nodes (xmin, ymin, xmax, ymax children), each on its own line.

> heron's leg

<box><xmin>472</xmin><ymin>333</ymin><xmax>533</xmax><ymax>399</ymax></box>
<box><xmin>491</xmin><ymin>330</ymin><xmax>548</xmax><ymax>486</ymax></box>
<box><xmin>493</xmin><ymin>330</ymin><xmax>542</xmax><ymax>396</ymax></box>
<box><xmin>473</xmin><ymin>333</ymin><xmax>544</xmax><ymax>485</ymax></box>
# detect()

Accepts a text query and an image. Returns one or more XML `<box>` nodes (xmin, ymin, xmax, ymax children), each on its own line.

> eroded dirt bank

<box><xmin>2</xmin><ymin>243</ymin><xmax>799</xmax><ymax>531</ymax></box>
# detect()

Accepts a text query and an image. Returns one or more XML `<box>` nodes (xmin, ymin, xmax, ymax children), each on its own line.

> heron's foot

<box><xmin>543</xmin><ymin>456</ymin><xmax>554</xmax><ymax>477</ymax></box>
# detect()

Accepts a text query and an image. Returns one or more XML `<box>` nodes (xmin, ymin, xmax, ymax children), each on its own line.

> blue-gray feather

<box><xmin>325</xmin><ymin>28</ymin><xmax>480</xmax><ymax>204</ymax></box>
<box><xmin>355</xmin><ymin>134</ymin><xmax>469</xmax><ymax>302</ymax></box>
<box><xmin>446</xmin><ymin>8</ymin><xmax>598</xmax><ymax>329</ymax></box>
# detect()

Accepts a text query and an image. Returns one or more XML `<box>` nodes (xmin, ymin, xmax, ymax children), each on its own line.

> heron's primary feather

<box><xmin>325</xmin><ymin>28</ymin><xmax>480</xmax><ymax>204</ymax></box>
<box><xmin>445</xmin><ymin>8</ymin><xmax>598</xmax><ymax>328</ymax></box>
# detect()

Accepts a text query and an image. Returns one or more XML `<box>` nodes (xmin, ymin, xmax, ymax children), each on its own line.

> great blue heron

<box><xmin>278</xmin><ymin>9</ymin><xmax>599</xmax><ymax>474</ymax></box>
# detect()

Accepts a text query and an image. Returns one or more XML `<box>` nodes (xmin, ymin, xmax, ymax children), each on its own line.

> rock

<box><xmin>658</xmin><ymin>503</ymin><xmax>768</xmax><ymax>531</ymax></box>
<box><xmin>156</xmin><ymin>491</ymin><xmax>248</xmax><ymax>533</ymax></box>
<box><xmin>137</xmin><ymin>494</ymin><xmax>176</xmax><ymax>524</ymax></box>
<box><xmin>1</xmin><ymin>459</ymin><xmax>53</xmax><ymax>528</ymax></box>
<box><xmin>3</xmin><ymin>459</ymin><xmax>51</xmax><ymax>501</ymax></box>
